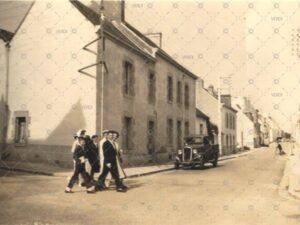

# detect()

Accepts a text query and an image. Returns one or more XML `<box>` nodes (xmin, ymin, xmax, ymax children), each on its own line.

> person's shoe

<box><xmin>116</xmin><ymin>187</ymin><xmax>127</xmax><ymax>193</ymax></box>
<box><xmin>95</xmin><ymin>185</ymin><xmax>105</xmax><ymax>192</ymax></box>
<box><xmin>87</xmin><ymin>189</ymin><xmax>96</xmax><ymax>194</ymax></box>
<box><xmin>121</xmin><ymin>184</ymin><xmax>128</xmax><ymax>190</ymax></box>
<box><xmin>65</xmin><ymin>188</ymin><xmax>74</xmax><ymax>194</ymax></box>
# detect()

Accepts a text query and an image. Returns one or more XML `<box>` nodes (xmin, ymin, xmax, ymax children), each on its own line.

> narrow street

<box><xmin>0</xmin><ymin>145</ymin><xmax>299</xmax><ymax>225</ymax></box>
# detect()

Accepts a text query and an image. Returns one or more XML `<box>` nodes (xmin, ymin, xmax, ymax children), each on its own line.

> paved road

<box><xmin>0</xmin><ymin>145</ymin><xmax>300</xmax><ymax>225</ymax></box>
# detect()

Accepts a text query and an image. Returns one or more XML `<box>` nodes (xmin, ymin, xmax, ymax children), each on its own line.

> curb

<box><xmin>0</xmin><ymin>166</ymin><xmax>53</xmax><ymax>176</ymax></box>
<box><xmin>0</xmin><ymin>149</ymin><xmax>258</xmax><ymax>178</ymax></box>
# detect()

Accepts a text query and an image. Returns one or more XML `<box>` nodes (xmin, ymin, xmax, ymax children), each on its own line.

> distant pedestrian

<box><xmin>65</xmin><ymin>136</ymin><xmax>95</xmax><ymax>194</ymax></box>
<box><xmin>276</xmin><ymin>137</ymin><xmax>285</xmax><ymax>155</ymax></box>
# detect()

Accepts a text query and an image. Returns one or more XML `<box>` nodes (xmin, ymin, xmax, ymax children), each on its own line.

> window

<box><xmin>177</xmin><ymin>81</ymin><xmax>182</xmax><ymax>104</ymax></box>
<box><xmin>123</xmin><ymin>61</ymin><xmax>134</xmax><ymax>96</ymax></box>
<box><xmin>184</xmin><ymin>84</ymin><xmax>189</xmax><ymax>108</ymax></box>
<box><xmin>148</xmin><ymin>72</ymin><xmax>156</xmax><ymax>104</ymax></box>
<box><xmin>233</xmin><ymin>116</ymin><xmax>235</xmax><ymax>129</ymax></box>
<box><xmin>226</xmin><ymin>113</ymin><xmax>229</xmax><ymax>129</ymax></box>
<box><xmin>167</xmin><ymin>76</ymin><xmax>173</xmax><ymax>102</ymax></box>
<box><xmin>147</xmin><ymin>120</ymin><xmax>155</xmax><ymax>154</ymax></box>
<box><xmin>15</xmin><ymin>117</ymin><xmax>27</xmax><ymax>144</ymax></box>
<box><xmin>167</xmin><ymin>118</ymin><xmax>173</xmax><ymax>145</ymax></box>
<box><xmin>123</xmin><ymin>116</ymin><xmax>133</xmax><ymax>150</ymax></box>
<box><xmin>177</xmin><ymin>120</ymin><xmax>182</xmax><ymax>149</ymax></box>
<box><xmin>184</xmin><ymin>121</ymin><xmax>189</xmax><ymax>137</ymax></box>
<box><xmin>200</xmin><ymin>124</ymin><xmax>204</xmax><ymax>135</ymax></box>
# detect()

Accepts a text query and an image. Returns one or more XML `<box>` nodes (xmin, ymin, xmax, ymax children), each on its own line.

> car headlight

<box><xmin>193</xmin><ymin>149</ymin><xmax>197</xmax><ymax>154</ymax></box>
<box><xmin>178</xmin><ymin>149</ymin><xmax>182</xmax><ymax>154</ymax></box>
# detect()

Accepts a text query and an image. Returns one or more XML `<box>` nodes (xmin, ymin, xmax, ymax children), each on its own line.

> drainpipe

<box><xmin>5</xmin><ymin>42</ymin><xmax>10</xmax><ymax>106</ymax></box>
<box><xmin>218</xmin><ymin>76</ymin><xmax>223</xmax><ymax>155</ymax></box>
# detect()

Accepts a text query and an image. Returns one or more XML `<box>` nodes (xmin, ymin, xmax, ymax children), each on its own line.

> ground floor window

<box><xmin>147</xmin><ymin>120</ymin><xmax>155</xmax><ymax>154</ymax></box>
<box><xmin>177</xmin><ymin>120</ymin><xmax>182</xmax><ymax>149</ymax></box>
<box><xmin>14</xmin><ymin>111</ymin><xmax>29</xmax><ymax>145</ymax></box>
<box><xmin>123</xmin><ymin>116</ymin><xmax>133</xmax><ymax>150</ymax></box>
<box><xmin>167</xmin><ymin>118</ymin><xmax>173</xmax><ymax>146</ymax></box>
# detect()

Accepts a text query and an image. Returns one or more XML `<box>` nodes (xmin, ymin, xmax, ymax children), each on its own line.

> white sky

<box><xmin>1</xmin><ymin>0</ymin><xmax>300</xmax><ymax>133</ymax></box>
<box><xmin>125</xmin><ymin>1</ymin><xmax>300</xmax><ymax>133</ymax></box>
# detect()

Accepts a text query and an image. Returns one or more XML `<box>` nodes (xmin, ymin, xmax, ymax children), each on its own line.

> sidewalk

<box><xmin>280</xmin><ymin>143</ymin><xmax>300</xmax><ymax>200</ymax></box>
<box><xmin>0</xmin><ymin>148</ymin><xmax>259</xmax><ymax>178</ymax></box>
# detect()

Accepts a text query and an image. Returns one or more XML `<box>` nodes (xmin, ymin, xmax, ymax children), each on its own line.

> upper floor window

<box><xmin>184</xmin><ymin>84</ymin><xmax>190</xmax><ymax>108</ymax></box>
<box><xmin>148</xmin><ymin>72</ymin><xmax>156</xmax><ymax>104</ymax></box>
<box><xmin>167</xmin><ymin>76</ymin><xmax>173</xmax><ymax>102</ymax></box>
<box><xmin>226</xmin><ymin>113</ymin><xmax>229</xmax><ymax>129</ymax></box>
<box><xmin>123</xmin><ymin>61</ymin><xmax>134</xmax><ymax>96</ymax></box>
<box><xmin>177</xmin><ymin>81</ymin><xmax>182</xmax><ymax>104</ymax></box>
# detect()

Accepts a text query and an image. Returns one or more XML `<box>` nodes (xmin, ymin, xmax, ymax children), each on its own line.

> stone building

<box><xmin>3</xmin><ymin>0</ymin><xmax>197</xmax><ymax>167</ymax></box>
<box><xmin>221</xmin><ymin>95</ymin><xmax>237</xmax><ymax>155</ymax></box>
<box><xmin>196</xmin><ymin>79</ymin><xmax>236</xmax><ymax>155</ymax></box>
<box><xmin>232</xmin><ymin>97</ymin><xmax>254</xmax><ymax>150</ymax></box>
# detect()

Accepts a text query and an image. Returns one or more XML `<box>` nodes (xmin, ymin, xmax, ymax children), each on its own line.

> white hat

<box><xmin>74</xmin><ymin>129</ymin><xmax>86</xmax><ymax>139</ymax></box>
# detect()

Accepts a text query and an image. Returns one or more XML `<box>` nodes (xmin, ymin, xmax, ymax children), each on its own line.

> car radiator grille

<box><xmin>183</xmin><ymin>147</ymin><xmax>192</xmax><ymax>162</ymax></box>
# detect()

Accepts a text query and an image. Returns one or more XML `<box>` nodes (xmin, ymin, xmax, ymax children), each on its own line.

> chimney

<box><xmin>208</xmin><ymin>85</ymin><xmax>214</xmax><ymax>95</ymax></box>
<box><xmin>101</xmin><ymin>0</ymin><xmax>125</xmax><ymax>22</ymax></box>
<box><xmin>221</xmin><ymin>95</ymin><xmax>232</xmax><ymax>107</ymax></box>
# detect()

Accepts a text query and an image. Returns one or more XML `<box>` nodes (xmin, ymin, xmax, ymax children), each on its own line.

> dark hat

<box><xmin>113</xmin><ymin>130</ymin><xmax>120</xmax><ymax>136</ymax></box>
<box><xmin>91</xmin><ymin>134</ymin><xmax>99</xmax><ymax>139</ymax></box>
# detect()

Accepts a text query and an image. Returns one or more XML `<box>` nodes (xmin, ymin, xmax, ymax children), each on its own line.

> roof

<box><xmin>0</xmin><ymin>29</ymin><xmax>14</xmax><ymax>42</ymax></box>
<box><xmin>196</xmin><ymin>108</ymin><xmax>209</xmax><ymax>120</ymax></box>
<box><xmin>70</xmin><ymin>0</ymin><xmax>198</xmax><ymax>80</ymax></box>
<box><xmin>223</xmin><ymin>104</ymin><xmax>238</xmax><ymax>113</ymax></box>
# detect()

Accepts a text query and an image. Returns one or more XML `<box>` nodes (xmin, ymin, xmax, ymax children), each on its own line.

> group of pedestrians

<box><xmin>65</xmin><ymin>129</ymin><xmax>127</xmax><ymax>194</ymax></box>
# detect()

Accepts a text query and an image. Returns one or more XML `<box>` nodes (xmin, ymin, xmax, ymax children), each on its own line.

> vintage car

<box><xmin>174</xmin><ymin>135</ymin><xmax>219</xmax><ymax>169</ymax></box>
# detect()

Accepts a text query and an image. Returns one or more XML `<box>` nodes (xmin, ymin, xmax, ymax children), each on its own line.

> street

<box><xmin>0</xmin><ymin>145</ymin><xmax>300</xmax><ymax>225</ymax></box>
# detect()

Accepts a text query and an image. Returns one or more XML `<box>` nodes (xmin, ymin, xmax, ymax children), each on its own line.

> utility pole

<box><xmin>99</xmin><ymin>0</ymin><xmax>105</xmax><ymax>134</ymax></box>
<box><xmin>218</xmin><ymin>75</ymin><xmax>223</xmax><ymax>155</ymax></box>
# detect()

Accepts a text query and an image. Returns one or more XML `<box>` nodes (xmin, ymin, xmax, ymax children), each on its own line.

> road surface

<box><xmin>0</xmin><ymin>145</ymin><xmax>299</xmax><ymax>225</ymax></box>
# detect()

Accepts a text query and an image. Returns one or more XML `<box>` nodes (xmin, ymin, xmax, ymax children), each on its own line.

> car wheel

<box><xmin>199</xmin><ymin>158</ymin><xmax>205</xmax><ymax>169</ymax></box>
<box><xmin>212</xmin><ymin>154</ymin><xmax>218</xmax><ymax>167</ymax></box>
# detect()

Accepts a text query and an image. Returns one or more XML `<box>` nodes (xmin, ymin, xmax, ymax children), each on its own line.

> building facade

<box><xmin>4</xmin><ymin>0</ymin><xmax>197</xmax><ymax>167</ymax></box>
<box><xmin>195</xmin><ymin>109</ymin><xmax>208</xmax><ymax>136</ymax></box>
<box><xmin>195</xmin><ymin>79</ymin><xmax>236</xmax><ymax>155</ymax></box>
<box><xmin>0</xmin><ymin>29</ymin><xmax>13</xmax><ymax>156</ymax></box>
<box><xmin>221</xmin><ymin>95</ymin><xmax>237</xmax><ymax>155</ymax></box>
<box><xmin>232</xmin><ymin>97</ymin><xmax>254</xmax><ymax>150</ymax></box>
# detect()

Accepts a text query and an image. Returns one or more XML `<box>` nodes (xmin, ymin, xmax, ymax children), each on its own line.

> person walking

<box><xmin>65</xmin><ymin>136</ymin><xmax>95</xmax><ymax>194</ymax></box>
<box><xmin>85</xmin><ymin>134</ymin><xmax>100</xmax><ymax>181</ymax></box>
<box><xmin>96</xmin><ymin>131</ymin><xmax>126</xmax><ymax>192</ymax></box>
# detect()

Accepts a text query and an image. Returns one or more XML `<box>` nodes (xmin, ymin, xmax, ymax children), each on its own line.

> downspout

<box><xmin>5</xmin><ymin>42</ymin><xmax>10</xmax><ymax>106</ymax></box>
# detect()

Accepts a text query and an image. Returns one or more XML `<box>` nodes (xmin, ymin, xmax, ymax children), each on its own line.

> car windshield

<box><xmin>185</xmin><ymin>137</ymin><xmax>203</xmax><ymax>144</ymax></box>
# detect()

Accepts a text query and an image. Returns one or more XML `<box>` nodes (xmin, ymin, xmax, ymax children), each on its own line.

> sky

<box><xmin>1</xmin><ymin>0</ymin><xmax>300</xmax><ymax>133</ymax></box>
<box><xmin>125</xmin><ymin>0</ymin><xmax>300</xmax><ymax>133</ymax></box>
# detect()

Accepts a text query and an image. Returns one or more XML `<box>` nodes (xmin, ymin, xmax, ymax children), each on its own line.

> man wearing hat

<box><xmin>65</xmin><ymin>136</ymin><xmax>95</xmax><ymax>194</ymax></box>
<box><xmin>85</xmin><ymin>134</ymin><xmax>100</xmax><ymax>181</ymax></box>
<box><xmin>106</xmin><ymin>131</ymin><xmax>127</xmax><ymax>189</ymax></box>
<box><xmin>96</xmin><ymin>131</ymin><xmax>126</xmax><ymax>192</ymax></box>
<box><xmin>71</xmin><ymin>129</ymin><xmax>86</xmax><ymax>153</ymax></box>
<box><xmin>98</xmin><ymin>130</ymin><xmax>109</xmax><ymax>177</ymax></box>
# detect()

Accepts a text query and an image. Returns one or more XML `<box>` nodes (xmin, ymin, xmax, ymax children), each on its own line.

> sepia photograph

<box><xmin>0</xmin><ymin>0</ymin><xmax>300</xmax><ymax>224</ymax></box>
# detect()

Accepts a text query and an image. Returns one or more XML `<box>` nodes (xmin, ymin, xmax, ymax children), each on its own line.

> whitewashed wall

<box><xmin>7</xmin><ymin>1</ymin><xmax>98</xmax><ymax>146</ymax></box>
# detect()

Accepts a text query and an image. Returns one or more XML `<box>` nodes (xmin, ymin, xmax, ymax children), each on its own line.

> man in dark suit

<box><xmin>65</xmin><ymin>136</ymin><xmax>95</xmax><ymax>194</ymax></box>
<box><xmin>96</xmin><ymin>131</ymin><xmax>126</xmax><ymax>192</ymax></box>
